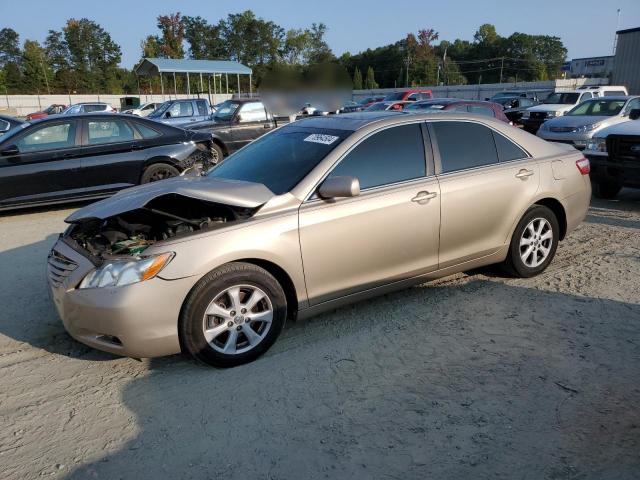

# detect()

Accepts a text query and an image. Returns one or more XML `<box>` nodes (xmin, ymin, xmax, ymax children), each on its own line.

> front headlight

<box><xmin>546</xmin><ymin>111</ymin><xmax>561</xmax><ymax>118</ymax></box>
<box><xmin>585</xmin><ymin>137</ymin><xmax>607</xmax><ymax>153</ymax></box>
<box><xmin>79</xmin><ymin>252</ymin><xmax>174</xmax><ymax>289</ymax></box>
<box><xmin>575</xmin><ymin>123</ymin><xmax>601</xmax><ymax>133</ymax></box>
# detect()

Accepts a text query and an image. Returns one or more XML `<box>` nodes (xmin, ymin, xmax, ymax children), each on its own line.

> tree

<box><xmin>219</xmin><ymin>10</ymin><xmax>284</xmax><ymax>66</ymax></box>
<box><xmin>183</xmin><ymin>15</ymin><xmax>226</xmax><ymax>59</ymax></box>
<box><xmin>156</xmin><ymin>12</ymin><xmax>185</xmax><ymax>58</ymax></box>
<box><xmin>365</xmin><ymin>66</ymin><xmax>378</xmax><ymax>89</ymax></box>
<box><xmin>0</xmin><ymin>28</ymin><xmax>21</xmax><ymax>67</ymax></box>
<box><xmin>353</xmin><ymin>66</ymin><xmax>362</xmax><ymax>90</ymax></box>
<box><xmin>22</xmin><ymin>40</ymin><xmax>52</xmax><ymax>93</ymax></box>
<box><xmin>283</xmin><ymin>29</ymin><xmax>310</xmax><ymax>65</ymax></box>
<box><xmin>306</xmin><ymin>23</ymin><xmax>334</xmax><ymax>64</ymax></box>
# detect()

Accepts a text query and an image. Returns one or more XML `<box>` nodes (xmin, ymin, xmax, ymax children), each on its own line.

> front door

<box><xmin>429</xmin><ymin>120</ymin><xmax>540</xmax><ymax>268</ymax></box>
<box><xmin>299</xmin><ymin>122</ymin><xmax>441</xmax><ymax>305</ymax></box>
<box><xmin>0</xmin><ymin>119</ymin><xmax>83</xmax><ymax>207</ymax></box>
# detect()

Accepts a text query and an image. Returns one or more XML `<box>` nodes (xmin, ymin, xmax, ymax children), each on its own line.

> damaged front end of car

<box><xmin>61</xmin><ymin>176</ymin><xmax>275</xmax><ymax>269</ymax></box>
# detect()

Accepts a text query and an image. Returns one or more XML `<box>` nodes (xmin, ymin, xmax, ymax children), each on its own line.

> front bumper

<box><xmin>522</xmin><ymin>117</ymin><xmax>548</xmax><ymax>132</ymax></box>
<box><xmin>587</xmin><ymin>153</ymin><xmax>640</xmax><ymax>188</ymax></box>
<box><xmin>48</xmin><ymin>239</ymin><xmax>197</xmax><ymax>358</ymax></box>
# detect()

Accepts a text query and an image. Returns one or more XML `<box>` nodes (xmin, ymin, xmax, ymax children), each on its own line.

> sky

<box><xmin>2</xmin><ymin>0</ymin><xmax>640</xmax><ymax>68</ymax></box>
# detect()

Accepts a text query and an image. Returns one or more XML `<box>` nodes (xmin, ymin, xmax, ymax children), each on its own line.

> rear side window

<box><xmin>432</xmin><ymin>121</ymin><xmax>498</xmax><ymax>173</ymax></box>
<box><xmin>196</xmin><ymin>100</ymin><xmax>208</xmax><ymax>116</ymax></box>
<box><xmin>493</xmin><ymin>132</ymin><xmax>527</xmax><ymax>162</ymax></box>
<box><xmin>328</xmin><ymin>123</ymin><xmax>425</xmax><ymax>189</ymax></box>
<box><xmin>134</xmin><ymin>122</ymin><xmax>162</xmax><ymax>139</ymax></box>
<box><xmin>84</xmin><ymin>104</ymin><xmax>107</xmax><ymax>113</ymax></box>
<box><xmin>604</xmin><ymin>90</ymin><xmax>626</xmax><ymax>96</ymax></box>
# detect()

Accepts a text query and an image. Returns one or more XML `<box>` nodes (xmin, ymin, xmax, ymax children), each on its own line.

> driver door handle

<box><xmin>515</xmin><ymin>169</ymin><xmax>534</xmax><ymax>179</ymax></box>
<box><xmin>411</xmin><ymin>191</ymin><xmax>437</xmax><ymax>204</ymax></box>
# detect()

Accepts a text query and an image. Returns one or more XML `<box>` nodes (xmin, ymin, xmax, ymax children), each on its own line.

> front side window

<box><xmin>87</xmin><ymin>120</ymin><xmax>134</xmax><ymax>145</ymax></box>
<box><xmin>579</xmin><ymin>92</ymin><xmax>593</xmax><ymax>102</ymax></box>
<box><xmin>239</xmin><ymin>102</ymin><xmax>267</xmax><ymax>122</ymax></box>
<box><xmin>328</xmin><ymin>123</ymin><xmax>426</xmax><ymax>190</ymax></box>
<box><xmin>433</xmin><ymin>121</ymin><xmax>498</xmax><ymax>173</ymax></box>
<box><xmin>0</xmin><ymin>119</ymin><xmax>9</xmax><ymax>132</ymax></box>
<box><xmin>16</xmin><ymin>122</ymin><xmax>76</xmax><ymax>152</ymax></box>
<box><xmin>168</xmin><ymin>102</ymin><xmax>193</xmax><ymax>118</ymax></box>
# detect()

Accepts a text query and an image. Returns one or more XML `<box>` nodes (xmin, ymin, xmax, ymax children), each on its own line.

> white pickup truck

<box><xmin>522</xmin><ymin>85</ymin><xmax>628</xmax><ymax>133</ymax></box>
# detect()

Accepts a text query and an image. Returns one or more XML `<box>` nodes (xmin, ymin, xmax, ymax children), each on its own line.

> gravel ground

<box><xmin>0</xmin><ymin>192</ymin><xmax>638</xmax><ymax>480</ymax></box>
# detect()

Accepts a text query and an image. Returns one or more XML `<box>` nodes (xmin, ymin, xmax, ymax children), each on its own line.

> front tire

<box><xmin>179</xmin><ymin>262</ymin><xmax>287</xmax><ymax>367</ymax></box>
<box><xmin>141</xmin><ymin>163</ymin><xmax>180</xmax><ymax>183</ymax></box>
<box><xmin>503</xmin><ymin>205</ymin><xmax>559</xmax><ymax>278</ymax></box>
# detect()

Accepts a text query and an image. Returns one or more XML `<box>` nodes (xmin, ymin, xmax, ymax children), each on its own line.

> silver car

<box><xmin>48</xmin><ymin>112</ymin><xmax>591</xmax><ymax>367</ymax></box>
<box><xmin>537</xmin><ymin>96</ymin><xmax>640</xmax><ymax>149</ymax></box>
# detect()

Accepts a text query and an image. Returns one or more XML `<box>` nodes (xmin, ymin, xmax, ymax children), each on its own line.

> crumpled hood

<box><xmin>65</xmin><ymin>176</ymin><xmax>275</xmax><ymax>223</ymax></box>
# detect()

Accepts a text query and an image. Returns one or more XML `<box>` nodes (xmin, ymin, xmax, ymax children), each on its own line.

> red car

<box><xmin>26</xmin><ymin>104</ymin><xmax>66</xmax><ymax>121</ymax></box>
<box><xmin>383</xmin><ymin>89</ymin><xmax>434</xmax><ymax>102</ymax></box>
<box><xmin>405</xmin><ymin>98</ymin><xmax>511</xmax><ymax>123</ymax></box>
<box><xmin>364</xmin><ymin>101</ymin><xmax>410</xmax><ymax>112</ymax></box>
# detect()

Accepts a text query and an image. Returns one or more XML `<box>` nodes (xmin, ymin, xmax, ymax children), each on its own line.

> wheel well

<box><xmin>535</xmin><ymin>198</ymin><xmax>567</xmax><ymax>240</ymax></box>
<box><xmin>237</xmin><ymin>258</ymin><xmax>299</xmax><ymax>320</ymax></box>
<box><xmin>211</xmin><ymin>138</ymin><xmax>228</xmax><ymax>156</ymax></box>
<box><xmin>140</xmin><ymin>157</ymin><xmax>181</xmax><ymax>182</ymax></box>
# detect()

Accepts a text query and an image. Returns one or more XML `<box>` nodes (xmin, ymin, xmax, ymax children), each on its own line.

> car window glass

<box><xmin>87</xmin><ymin>120</ymin><xmax>134</xmax><ymax>145</ymax></box>
<box><xmin>84</xmin><ymin>104</ymin><xmax>106</xmax><ymax>113</ymax></box>
<box><xmin>16</xmin><ymin>122</ymin><xmax>76</xmax><ymax>152</ymax></box>
<box><xmin>624</xmin><ymin>98</ymin><xmax>640</xmax><ymax>114</ymax></box>
<box><xmin>469</xmin><ymin>105</ymin><xmax>495</xmax><ymax>117</ymax></box>
<box><xmin>493</xmin><ymin>132</ymin><xmax>527</xmax><ymax>162</ymax></box>
<box><xmin>407</xmin><ymin>93</ymin><xmax>419</xmax><ymax>101</ymax></box>
<box><xmin>328</xmin><ymin>123</ymin><xmax>426</xmax><ymax>189</ymax></box>
<box><xmin>134</xmin><ymin>122</ymin><xmax>161</xmax><ymax>139</ymax></box>
<box><xmin>604</xmin><ymin>90</ymin><xmax>626</xmax><ymax>96</ymax></box>
<box><xmin>579</xmin><ymin>92</ymin><xmax>592</xmax><ymax>102</ymax></box>
<box><xmin>239</xmin><ymin>102</ymin><xmax>267</xmax><ymax>122</ymax></box>
<box><xmin>169</xmin><ymin>102</ymin><xmax>193</xmax><ymax>117</ymax></box>
<box><xmin>521</xmin><ymin>98</ymin><xmax>533</xmax><ymax>107</ymax></box>
<box><xmin>433</xmin><ymin>121</ymin><xmax>498</xmax><ymax>173</ymax></box>
<box><xmin>0</xmin><ymin>119</ymin><xmax>9</xmax><ymax>132</ymax></box>
<box><xmin>196</xmin><ymin>100</ymin><xmax>208</xmax><ymax>116</ymax></box>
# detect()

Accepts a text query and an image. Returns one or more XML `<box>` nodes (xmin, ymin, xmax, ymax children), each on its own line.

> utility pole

<box><xmin>39</xmin><ymin>52</ymin><xmax>50</xmax><ymax>95</ymax></box>
<box><xmin>612</xmin><ymin>8</ymin><xmax>622</xmax><ymax>54</ymax></box>
<box><xmin>404</xmin><ymin>54</ymin><xmax>410</xmax><ymax>87</ymax></box>
<box><xmin>499</xmin><ymin>57</ymin><xmax>504</xmax><ymax>84</ymax></box>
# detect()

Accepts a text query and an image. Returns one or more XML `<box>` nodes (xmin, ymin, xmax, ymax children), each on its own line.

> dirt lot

<box><xmin>0</xmin><ymin>191</ymin><xmax>639</xmax><ymax>480</ymax></box>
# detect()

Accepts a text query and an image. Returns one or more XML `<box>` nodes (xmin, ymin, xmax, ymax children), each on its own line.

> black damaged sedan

<box><xmin>0</xmin><ymin>113</ymin><xmax>214</xmax><ymax>211</ymax></box>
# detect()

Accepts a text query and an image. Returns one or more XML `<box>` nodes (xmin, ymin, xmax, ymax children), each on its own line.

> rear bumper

<box><xmin>48</xmin><ymin>239</ymin><xmax>197</xmax><ymax>358</ymax></box>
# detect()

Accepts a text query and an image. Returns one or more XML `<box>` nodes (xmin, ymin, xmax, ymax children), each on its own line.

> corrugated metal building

<box><xmin>612</xmin><ymin>27</ymin><xmax>640</xmax><ymax>94</ymax></box>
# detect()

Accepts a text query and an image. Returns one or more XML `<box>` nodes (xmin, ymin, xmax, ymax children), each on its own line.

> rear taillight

<box><xmin>576</xmin><ymin>157</ymin><xmax>590</xmax><ymax>175</ymax></box>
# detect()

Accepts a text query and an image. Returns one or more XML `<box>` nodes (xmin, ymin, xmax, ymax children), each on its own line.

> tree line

<box><xmin>0</xmin><ymin>11</ymin><xmax>568</xmax><ymax>95</ymax></box>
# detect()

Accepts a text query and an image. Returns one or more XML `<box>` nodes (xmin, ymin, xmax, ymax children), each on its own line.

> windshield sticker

<box><xmin>304</xmin><ymin>134</ymin><xmax>339</xmax><ymax>145</ymax></box>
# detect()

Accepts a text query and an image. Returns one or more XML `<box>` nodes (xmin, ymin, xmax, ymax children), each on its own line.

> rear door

<box><xmin>429</xmin><ymin>120</ymin><xmax>539</xmax><ymax>268</ymax></box>
<box><xmin>195</xmin><ymin>99</ymin><xmax>210</xmax><ymax>122</ymax></box>
<box><xmin>164</xmin><ymin>101</ymin><xmax>196</xmax><ymax>126</ymax></box>
<box><xmin>0</xmin><ymin>119</ymin><xmax>84</xmax><ymax>206</ymax></box>
<box><xmin>77</xmin><ymin>117</ymin><xmax>141</xmax><ymax>192</ymax></box>
<box><xmin>230</xmin><ymin>102</ymin><xmax>273</xmax><ymax>151</ymax></box>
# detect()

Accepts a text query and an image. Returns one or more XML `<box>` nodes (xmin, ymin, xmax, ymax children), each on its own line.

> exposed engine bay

<box><xmin>67</xmin><ymin>194</ymin><xmax>255</xmax><ymax>259</ymax></box>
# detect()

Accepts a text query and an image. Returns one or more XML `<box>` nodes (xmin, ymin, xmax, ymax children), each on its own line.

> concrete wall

<box><xmin>613</xmin><ymin>28</ymin><xmax>640</xmax><ymax>95</ymax></box>
<box><xmin>352</xmin><ymin>78</ymin><xmax>610</xmax><ymax>102</ymax></box>
<box><xmin>0</xmin><ymin>93</ymin><xmax>234</xmax><ymax>117</ymax></box>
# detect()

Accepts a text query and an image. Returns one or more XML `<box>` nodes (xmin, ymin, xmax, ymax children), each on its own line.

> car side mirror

<box><xmin>629</xmin><ymin>109</ymin><xmax>640</xmax><ymax>120</ymax></box>
<box><xmin>318</xmin><ymin>176</ymin><xmax>360</xmax><ymax>199</ymax></box>
<box><xmin>0</xmin><ymin>144</ymin><xmax>19</xmax><ymax>156</ymax></box>
<box><xmin>164</xmin><ymin>111</ymin><xmax>172</xmax><ymax>118</ymax></box>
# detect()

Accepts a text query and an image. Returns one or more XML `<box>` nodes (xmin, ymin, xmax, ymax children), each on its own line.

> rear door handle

<box><xmin>515</xmin><ymin>169</ymin><xmax>534</xmax><ymax>179</ymax></box>
<box><xmin>411</xmin><ymin>191</ymin><xmax>437</xmax><ymax>204</ymax></box>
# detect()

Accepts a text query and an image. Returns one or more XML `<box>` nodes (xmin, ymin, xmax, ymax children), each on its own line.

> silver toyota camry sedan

<box><xmin>48</xmin><ymin>111</ymin><xmax>591</xmax><ymax>367</ymax></box>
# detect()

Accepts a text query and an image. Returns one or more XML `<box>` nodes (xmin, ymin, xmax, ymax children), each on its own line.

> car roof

<box><xmin>294</xmin><ymin>110</ymin><xmax>509</xmax><ymax>132</ymax></box>
<box><xmin>580</xmin><ymin>95</ymin><xmax>637</xmax><ymax>101</ymax></box>
<box><xmin>27</xmin><ymin>112</ymin><xmax>149</xmax><ymax>125</ymax></box>
<box><xmin>72</xmin><ymin>102</ymin><xmax>110</xmax><ymax>105</ymax></box>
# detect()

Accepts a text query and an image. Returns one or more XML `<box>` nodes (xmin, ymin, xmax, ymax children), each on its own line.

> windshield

<box><xmin>405</xmin><ymin>102</ymin><xmax>446</xmax><ymax>110</ymax></box>
<box><xmin>61</xmin><ymin>105</ymin><xmax>81</xmax><ymax>115</ymax></box>
<box><xmin>208</xmin><ymin>126</ymin><xmax>349</xmax><ymax>195</ymax></box>
<box><xmin>365</xmin><ymin>102</ymin><xmax>390</xmax><ymax>111</ymax></box>
<box><xmin>544</xmin><ymin>93</ymin><xmax>580</xmax><ymax>105</ymax></box>
<box><xmin>148</xmin><ymin>101</ymin><xmax>171</xmax><ymax>117</ymax></box>
<box><xmin>212</xmin><ymin>100</ymin><xmax>240</xmax><ymax>121</ymax></box>
<box><xmin>566</xmin><ymin>99</ymin><xmax>626</xmax><ymax>116</ymax></box>
<box><xmin>44</xmin><ymin>105</ymin><xmax>58</xmax><ymax>114</ymax></box>
<box><xmin>384</xmin><ymin>92</ymin><xmax>406</xmax><ymax>101</ymax></box>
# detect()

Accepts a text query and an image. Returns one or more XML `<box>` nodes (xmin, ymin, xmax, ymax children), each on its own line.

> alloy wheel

<box><xmin>519</xmin><ymin>218</ymin><xmax>553</xmax><ymax>268</ymax></box>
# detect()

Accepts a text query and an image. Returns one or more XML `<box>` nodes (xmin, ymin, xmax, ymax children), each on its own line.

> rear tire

<box><xmin>141</xmin><ymin>163</ymin><xmax>179</xmax><ymax>184</ymax></box>
<box><xmin>179</xmin><ymin>262</ymin><xmax>287</xmax><ymax>368</ymax></box>
<box><xmin>592</xmin><ymin>180</ymin><xmax>621</xmax><ymax>199</ymax></box>
<box><xmin>502</xmin><ymin>205</ymin><xmax>559</xmax><ymax>278</ymax></box>
<box><xmin>211</xmin><ymin>143</ymin><xmax>224</xmax><ymax>164</ymax></box>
